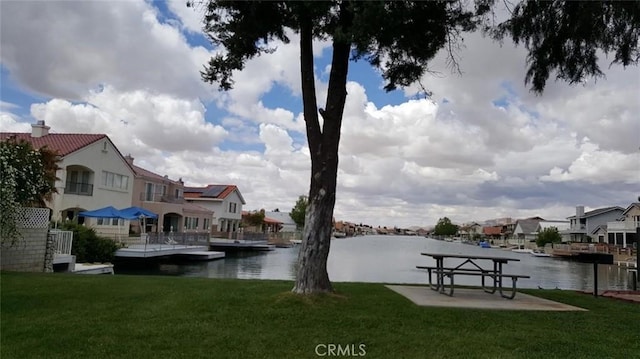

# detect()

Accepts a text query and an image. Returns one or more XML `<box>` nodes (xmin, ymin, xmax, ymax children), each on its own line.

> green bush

<box><xmin>57</xmin><ymin>222</ymin><xmax>120</xmax><ymax>263</ymax></box>
<box><xmin>536</xmin><ymin>227</ymin><xmax>562</xmax><ymax>248</ymax></box>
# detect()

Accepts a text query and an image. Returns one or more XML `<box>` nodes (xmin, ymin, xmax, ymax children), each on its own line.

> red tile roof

<box><xmin>263</xmin><ymin>216</ymin><xmax>282</xmax><ymax>224</ymax></box>
<box><xmin>0</xmin><ymin>133</ymin><xmax>106</xmax><ymax>156</ymax></box>
<box><xmin>483</xmin><ymin>226</ymin><xmax>503</xmax><ymax>235</ymax></box>
<box><xmin>131</xmin><ymin>164</ymin><xmax>180</xmax><ymax>184</ymax></box>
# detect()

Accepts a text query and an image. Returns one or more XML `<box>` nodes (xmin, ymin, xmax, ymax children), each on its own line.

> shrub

<box><xmin>536</xmin><ymin>227</ymin><xmax>562</xmax><ymax>248</ymax></box>
<box><xmin>1</xmin><ymin>139</ymin><xmax>59</xmax><ymax>246</ymax></box>
<box><xmin>58</xmin><ymin>222</ymin><xmax>120</xmax><ymax>263</ymax></box>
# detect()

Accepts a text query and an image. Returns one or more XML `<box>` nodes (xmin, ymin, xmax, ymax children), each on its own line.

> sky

<box><xmin>1</xmin><ymin>1</ymin><xmax>639</xmax><ymax>229</ymax></box>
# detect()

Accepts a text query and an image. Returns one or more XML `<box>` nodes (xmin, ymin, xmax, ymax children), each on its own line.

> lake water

<box><xmin>117</xmin><ymin>235</ymin><xmax>636</xmax><ymax>291</ymax></box>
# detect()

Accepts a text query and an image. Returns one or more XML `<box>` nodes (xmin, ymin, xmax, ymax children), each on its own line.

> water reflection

<box><xmin>117</xmin><ymin>236</ymin><xmax>635</xmax><ymax>291</ymax></box>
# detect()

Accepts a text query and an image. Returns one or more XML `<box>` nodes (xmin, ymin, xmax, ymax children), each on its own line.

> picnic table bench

<box><xmin>418</xmin><ymin>252</ymin><xmax>530</xmax><ymax>299</ymax></box>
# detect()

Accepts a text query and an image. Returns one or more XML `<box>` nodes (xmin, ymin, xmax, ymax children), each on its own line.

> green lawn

<box><xmin>1</xmin><ymin>272</ymin><xmax>638</xmax><ymax>359</ymax></box>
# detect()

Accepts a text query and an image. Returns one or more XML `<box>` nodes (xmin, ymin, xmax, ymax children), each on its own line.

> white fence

<box><xmin>49</xmin><ymin>230</ymin><xmax>73</xmax><ymax>255</ymax></box>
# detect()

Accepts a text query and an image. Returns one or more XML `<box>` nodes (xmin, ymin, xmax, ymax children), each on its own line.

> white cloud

<box><xmin>1</xmin><ymin>2</ymin><xmax>638</xmax><ymax>228</ymax></box>
<box><xmin>166</xmin><ymin>0</ymin><xmax>206</xmax><ymax>34</ymax></box>
<box><xmin>0</xmin><ymin>111</ymin><xmax>30</xmax><ymax>132</ymax></box>
<box><xmin>29</xmin><ymin>87</ymin><xmax>227</xmax><ymax>157</ymax></box>
<box><xmin>0</xmin><ymin>0</ymin><xmax>215</xmax><ymax>100</ymax></box>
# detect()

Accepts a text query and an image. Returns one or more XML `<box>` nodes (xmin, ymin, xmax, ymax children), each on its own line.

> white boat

<box><xmin>290</xmin><ymin>239</ymin><xmax>302</xmax><ymax>245</ymax></box>
<box><xmin>333</xmin><ymin>231</ymin><xmax>346</xmax><ymax>238</ymax></box>
<box><xmin>531</xmin><ymin>249</ymin><xmax>552</xmax><ymax>257</ymax></box>
<box><xmin>512</xmin><ymin>248</ymin><xmax>533</xmax><ymax>254</ymax></box>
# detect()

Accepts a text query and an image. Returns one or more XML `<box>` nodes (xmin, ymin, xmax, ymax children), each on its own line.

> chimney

<box><xmin>31</xmin><ymin>120</ymin><xmax>50</xmax><ymax>138</ymax></box>
<box><xmin>124</xmin><ymin>154</ymin><xmax>134</xmax><ymax>165</ymax></box>
<box><xmin>576</xmin><ymin>205</ymin><xmax>585</xmax><ymax>218</ymax></box>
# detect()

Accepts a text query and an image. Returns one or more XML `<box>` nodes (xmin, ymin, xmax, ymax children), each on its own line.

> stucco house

<box><xmin>605</xmin><ymin>202</ymin><xmax>640</xmax><ymax>248</ymax></box>
<box><xmin>565</xmin><ymin>205</ymin><xmax>624</xmax><ymax>242</ymax></box>
<box><xmin>183</xmin><ymin>185</ymin><xmax>246</xmax><ymax>233</ymax></box>
<box><xmin>124</xmin><ymin>155</ymin><xmax>214</xmax><ymax>234</ymax></box>
<box><xmin>1</xmin><ymin>121</ymin><xmax>134</xmax><ymax>237</ymax></box>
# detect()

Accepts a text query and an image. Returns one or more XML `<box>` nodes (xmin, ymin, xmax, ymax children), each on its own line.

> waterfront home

<box><xmin>264</xmin><ymin>211</ymin><xmax>298</xmax><ymax>232</ymax></box>
<box><xmin>482</xmin><ymin>226</ymin><xmax>503</xmax><ymax>241</ymax></box>
<box><xmin>459</xmin><ymin>222</ymin><xmax>483</xmax><ymax>240</ymax></box>
<box><xmin>512</xmin><ymin>219</ymin><xmax>541</xmax><ymax>243</ymax></box>
<box><xmin>1</xmin><ymin>121</ymin><xmax>134</xmax><ymax>238</ymax></box>
<box><xmin>605</xmin><ymin>202</ymin><xmax>640</xmax><ymax>248</ymax></box>
<box><xmin>184</xmin><ymin>185</ymin><xmax>245</xmax><ymax>234</ymax></box>
<box><xmin>124</xmin><ymin>155</ymin><xmax>214</xmax><ymax>234</ymax></box>
<box><xmin>565</xmin><ymin>206</ymin><xmax>624</xmax><ymax>242</ymax></box>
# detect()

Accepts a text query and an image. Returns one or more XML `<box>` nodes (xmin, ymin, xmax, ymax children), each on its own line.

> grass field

<box><xmin>1</xmin><ymin>272</ymin><xmax>638</xmax><ymax>358</ymax></box>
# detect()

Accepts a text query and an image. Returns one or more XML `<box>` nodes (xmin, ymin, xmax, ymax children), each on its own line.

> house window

<box><xmin>185</xmin><ymin>217</ymin><xmax>199</xmax><ymax>230</ymax></box>
<box><xmin>175</xmin><ymin>188</ymin><xmax>183</xmax><ymax>198</ymax></box>
<box><xmin>65</xmin><ymin>169</ymin><xmax>93</xmax><ymax>195</ymax></box>
<box><xmin>102</xmin><ymin>171</ymin><xmax>129</xmax><ymax>190</ymax></box>
<box><xmin>145</xmin><ymin>183</ymin><xmax>154</xmax><ymax>201</ymax></box>
<box><xmin>203</xmin><ymin>218</ymin><xmax>210</xmax><ymax>231</ymax></box>
<box><xmin>229</xmin><ymin>202</ymin><xmax>237</xmax><ymax>213</ymax></box>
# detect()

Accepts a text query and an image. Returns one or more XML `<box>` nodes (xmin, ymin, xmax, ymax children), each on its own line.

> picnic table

<box><xmin>418</xmin><ymin>252</ymin><xmax>530</xmax><ymax>299</ymax></box>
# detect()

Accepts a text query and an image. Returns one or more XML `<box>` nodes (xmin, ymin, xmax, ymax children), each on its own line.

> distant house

<box><xmin>1</xmin><ymin>121</ymin><xmax>134</xmax><ymax>238</ymax></box>
<box><xmin>184</xmin><ymin>185</ymin><xmax>246</xmax><ymax>233</ymax></box>
<box><xmin>536</xmin><ymin>220</ymin><xmax>570</xmax><ymax>242</ymax></box>
<box><xmin>512</xmin><ymin>219</ymin><xmax>541</xmax><ymax>243</ymax></box>
<box><xmin>264</xmin><ymin>211</ymin><xmax>298</xmax><ymax>232</ymax></box>
<box><xmin>460</xmin><ymin>222</ymin><xmax>483</xmax><ymax>240</ymax></box>
<box><xmin>125</xmin><ymin>155</ymin><xmax>213</xmax><ymax>234</ymax></box>
<box><xmin>566</xmin><ymin>206</ymin><xmax>624</xmax><ymax>242</ymax></box>
<box><xmin>482</xmin><ymin>226</ymin><xmax>503</xmax><ymax>240</ymax></box>
<box><xmin>605</xmin><ymin>203</ymin><xmax>640</xmax><ymax>248</ymax></box>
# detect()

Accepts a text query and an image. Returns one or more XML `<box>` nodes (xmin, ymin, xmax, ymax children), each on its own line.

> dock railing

<box><xmin>145</xmin><ymin>232</ymin><xmax>210</xmax><ymax>246</ymax></box>
<box><xmin>49</xmin><ymin>230</ymin><xmax>73</xmax><ymax>255</ymax></box>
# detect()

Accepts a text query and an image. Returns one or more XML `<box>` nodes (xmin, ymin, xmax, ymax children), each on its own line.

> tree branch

<box><xmin>299</xmin><ymin>15</ymin><xmax>321</xmax><ymax>154</ymax></box>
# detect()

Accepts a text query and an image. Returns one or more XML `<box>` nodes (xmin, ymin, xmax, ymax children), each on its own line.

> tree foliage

<box><xmin>536</xmin><ymin>227</ymin><xmax>562</xmax><ymax>248</ymax></box>
<box><xmin>193</xmin><ymin>0</ymin><xmax>638</xmax><ymax>294</ymax></box>
<box><xmin>1</xmin><ymin>138</ymin><xmax>60</xmax><ymax>245</ymax></box>
<box><xmin>244</xmin><ymin>209</ymin><xmax>265</xmax><ymax>228</ymax></box>
<box><xmin>433</xmin><ymin>217</ymin><xmax>459</xmax><ymax>236</ymax></box>
<box><xmin>491</xmin><ymin>1</ymin><xmax>640</xmax><ymax>93</ymax></box>
<box><xmin>290</xmin><ymin>195</ymin><xmax>308</xmax><ymax>230</ymax></box>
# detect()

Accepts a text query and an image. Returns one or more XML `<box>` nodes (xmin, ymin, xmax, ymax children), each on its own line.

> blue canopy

<box><xmin>120</xmin><ymin>206</ymin><xmax>158</xmax><ymax>219</ymax></box>
<box><xmin>78</xmin><ymin>206</ymin><xmax>138</xmax><ymax>219</ymax></box>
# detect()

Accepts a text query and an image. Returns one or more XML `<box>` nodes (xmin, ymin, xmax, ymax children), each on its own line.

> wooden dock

<box><xmin>177</xmin><ymin>251</ymin><xmax>225</xmax><ymax>261</ymax></box>
<box><xmin>209</xmin><ymin>239</ymin><xmax>275</xmax><ymax>252</ymax></box>
<box><xmin>115</xmin><ymin>244</ymin><xmax>210</xmax><ymax>258</ymax></box>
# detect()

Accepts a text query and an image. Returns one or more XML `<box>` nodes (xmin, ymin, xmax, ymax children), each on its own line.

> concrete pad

<box><xmin>386</xmin><ymin>285</ymin><xmax>587</xmax><ymax>311</ymax></box>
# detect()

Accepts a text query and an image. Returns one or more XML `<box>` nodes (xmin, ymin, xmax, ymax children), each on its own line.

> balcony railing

<box><xmin>64</xmin><ymin>182</ymin><xmax>93</xmax><ymax>196</ymax></box>
<box><xmin>607</xmin><ymin>221</ymin><xmax>638</xmax><ymax>231</ymax></box>
<box><xmin>139</xmin><ymin>192</ymin><xmax>184</xmax><ymax>203</ymax></box>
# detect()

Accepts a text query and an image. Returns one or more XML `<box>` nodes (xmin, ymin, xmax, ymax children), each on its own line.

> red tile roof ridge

<box><xmin>131</xmin><ymin>163</ymin><xmax>180</xmax><ymax>184</ymax></box>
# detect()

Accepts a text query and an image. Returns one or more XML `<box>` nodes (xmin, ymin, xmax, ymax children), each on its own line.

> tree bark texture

<box><xmin>293</xmin><ymin>4</ymin><xmax>352</xmax><ymax>294</ymax></box>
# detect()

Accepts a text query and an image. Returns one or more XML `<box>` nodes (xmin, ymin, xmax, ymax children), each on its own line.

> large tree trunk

<box><xmin>293</xmin><ymin>5</ymin><xmax>352</xmax><ymax>295</ymax></box>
